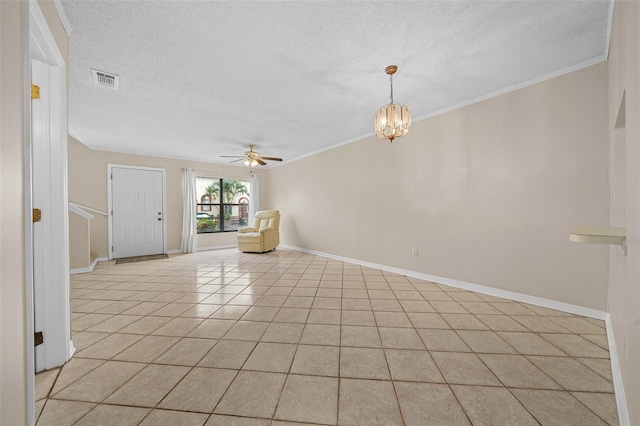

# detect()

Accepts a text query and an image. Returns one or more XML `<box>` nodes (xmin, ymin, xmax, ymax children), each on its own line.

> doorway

<box><xmin>27</xmin><ymin>1</ymin><xmax>73</xmax><ymax>423</ymax></box>
<box><xmin>29</xmin><ymin>0</ymin><xmax>73</xmax><ymax>379</ymax></box>
<box><xmin>109</xmin><ymin>165</ymin><xmax>166</xmax><ymax>259</ymax></box>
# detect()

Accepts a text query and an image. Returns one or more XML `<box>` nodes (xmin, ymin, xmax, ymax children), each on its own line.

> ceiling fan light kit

<box><xmin>244</xmin><ymin>157</ymin><xmax>259</xmax><ymax>167</ymax></box>
<box><xmin>374</xmin><ymin>65</ymin><xmax>411</xmax><ymax>142</ymax></box>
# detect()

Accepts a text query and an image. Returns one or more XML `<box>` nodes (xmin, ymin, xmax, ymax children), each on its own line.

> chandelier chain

<box><xmin>389</xmin><ymin>74</ymin><xmax>394</xmax><ymax>105</ymax></box>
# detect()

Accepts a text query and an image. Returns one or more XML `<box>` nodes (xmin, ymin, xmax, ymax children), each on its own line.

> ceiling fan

<box><xmin>221</xmin><ymin>145</ymin><xmax>283</xmax><ymax>167</ymax></box>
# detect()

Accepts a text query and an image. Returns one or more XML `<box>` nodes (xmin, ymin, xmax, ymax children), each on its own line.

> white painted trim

<box><xmin>69</xmin><ymin>201</ymin><xmax>108</xmax><ymax>216</ymax></box>
<box><xmin>410</xmin><ymin>54</ymin><xmax>607</xmax><ymax>130</ymax></box>
<box><xmin>269</xmin><ymin>131</ymin><xmax>373</xmax><ymax>168</ymax></box>
<box><xmin>162</xmin><ymin>168</ymin><xmax>168</xmax><ymax>254</ymax></box>
<box><xmin>274</xmin><ymin>55</ymin><xmax>608</xmax><ymax>169</ymax></box>
<box><xmin>68</xmin><ymin>128</ymin><xmax>84</xmax><ymax>145</ymax></box>
<box><xmin>68</xmin><ymin>340</ymin><xmax>76</xmax><ymax>358</ymax></box>
<box><xmin>69</xmin><ymin>132</ymin><xmax>259</xmax><ymax>176</ymax></box>
<box><xmin>604</xmin><ymin>0</ymin><xmax>614</xmax><ymax>61</ymax></box>
<box><xmin>32</xmin><ymin>60</ymin><xmax>72</xmax><ymax>371</ymax></box>
<box><xmin>107</xmin><ymin>164</ymin><xmax>167</xmax><ymax>259</ymax></box>
<box><xmin>108</xmin><ymin>168</ymin><xmax>112</xmax><ymax>259</ymax></box>
<box><xmin>281</xmin><ymin>244</ymin><xmax>608</xmax><ymax>320</ymax></box>
<box><xmin>28</xmin><ymin>0</ymin><xmax>64</xmax><ymax>66</ymax></box>
<box><xmin>108</xmin><ymin>163</ymin><xmax>169</xmax><ymax>173</ymax></box>
<box><xmin>70</xmin><ymin>256</ymin><xmax>109</xmax><ymax>275</ymax></box>
<box><xmin>197</xmin><ymin>244</ymin><xmax>238</xmax><ymax>252</ymax></box>
<box><xmin>167</xmin><ymin>249</ymin><xmax>182</xmax><ymax>255</ymax></box>
<box><xmin>79</xmin><ymin>143</ymin><xmax>252</xmax><ymax>171</ymax></box>
<box><xmin>25</xmin><ymin>3</ymin><xmax>35</xmax><ymax>425</ymax></box>
<box><xmin>69</xmin><ymin>203</ymin><xmax>94</xmax><ymax>220</ymax></box>
<box><xmin>28</xmin><ymin>1</ymin><xmax>72</xmax><ymax>417</ymax></box>
<box><xmin>53</xmin><ymin>0</ymin><xmax>72</xmax><ymax>36</ymax></box>
<box><xmin>605</xmin><ymin>316</ymin><xmax>630</xmax><ymax>425</ymax></box>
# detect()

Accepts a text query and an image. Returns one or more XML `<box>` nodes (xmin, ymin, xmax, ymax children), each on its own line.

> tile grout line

<box><xmin>44</xmin><ymin>248</ymin><xmax>617</xmax><ymax>426</ymax></box>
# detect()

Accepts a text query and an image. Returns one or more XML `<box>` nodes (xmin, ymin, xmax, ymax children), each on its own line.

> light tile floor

<box><xmin>36</xmin><ymin>248</ymin><xmax>619</xmax><ymax>425</ymax></box>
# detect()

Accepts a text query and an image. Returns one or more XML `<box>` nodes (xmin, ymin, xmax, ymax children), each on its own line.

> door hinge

<box><xmin>32</xmin><ymin>208</ymin><xmax>42</xmax><ymax>223</ymax></box>
<box><xmin>31</xmin><ymin>84</ymin><xmax>40</xmax><ymax>100</ymax></box>
<box><xmin>34</xmin><ymin>331</ymin><xmax>43</xmax><ymax>346</ymax></box>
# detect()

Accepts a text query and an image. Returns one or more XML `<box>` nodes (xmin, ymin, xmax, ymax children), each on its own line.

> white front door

<box><xmin>111</xmin><ymin>167</ymin><xmax>165</xmax><ymax>258</ymax></box>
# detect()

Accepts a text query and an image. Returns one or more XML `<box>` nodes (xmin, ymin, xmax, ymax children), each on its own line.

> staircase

<box><xmin>68</xmin><ymin>202</ymin><xmax>107</xmax><ymax>274</ymax></box>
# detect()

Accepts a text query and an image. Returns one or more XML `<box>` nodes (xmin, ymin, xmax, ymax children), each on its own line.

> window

<box><xmin>200</xmin><ymin>195</ymin><xmax>211</xmax><ymax>211</ymax></box>
<box><xmin>196</xmin><ymin>177</ymin><xmax>250</xmax><ymax>233</ymax></box>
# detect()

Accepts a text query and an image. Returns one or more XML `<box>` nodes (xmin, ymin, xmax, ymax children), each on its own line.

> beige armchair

<box><xmin>237</xmin><ymin>210</ymin><xmax>280</xmax><ymax>253</ymax></box>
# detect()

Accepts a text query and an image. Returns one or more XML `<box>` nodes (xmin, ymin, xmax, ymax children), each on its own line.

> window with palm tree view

<box><xmin>196</xmin><ymin>177</ymin><xmax>250</xmax><ymax>233</ymax></box>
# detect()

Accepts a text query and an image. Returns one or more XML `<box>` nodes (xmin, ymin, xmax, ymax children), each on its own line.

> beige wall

<box><xmin>69</xmin><ymin>212</ymin><xmax>90</xmax><ymax>269</ymax></box>
<box><xmin>68</xmin><ymin>137</ymin><xmax>270</xmax><ymax>257</ymax></box>
<box><xmin>268</xmin><ymin>63</ymin><xmax>609</xmax><ymax>311</ymax></box>
<box><xmin>607</xmin><ymin>1</ymin><xmax>640</xmax><ymax>423</ymax></box>
<box><xmin>1</xmin><ymin>3</ymin><xmax>28</xmax><ymax>423</ymax></box>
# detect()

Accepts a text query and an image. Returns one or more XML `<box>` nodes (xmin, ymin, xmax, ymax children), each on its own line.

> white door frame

<box><xmin>27</xmin><ymin>0</ymin><xmax>71</xmax><ymax>422</ymax></box>
<box><xmin>32</xmin><ymin>59</ymin><xmax>73</xmax><ymax>370</ymax></box>
<box><xmin>107</xmin><ymin>164</ymin><xmax>167</xmax><ymax>260</ymax></box>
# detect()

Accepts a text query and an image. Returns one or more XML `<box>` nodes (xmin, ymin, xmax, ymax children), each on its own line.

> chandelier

<box><xmin>374</xmin><ymin>65</ymin><xmax>411</xmax><ymax>142</ymax></box>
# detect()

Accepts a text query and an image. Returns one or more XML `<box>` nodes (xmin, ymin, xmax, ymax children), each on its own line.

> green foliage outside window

<box><xmin>197</xmin><ymin>178</ymin><xmax>250</xmax><ymax>233</ymax></box>
<box><xmin>197</xmin><ymin>218</ymin><xmax>218</xmax><ymax>233</ymax></box>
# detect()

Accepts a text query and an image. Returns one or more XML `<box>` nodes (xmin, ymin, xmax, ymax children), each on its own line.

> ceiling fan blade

<box><xmin>220</xmin><ymin>155</ymin><xmax>244</xmax><ymax>158</ymax></box>
<box><xmin>256</xmin><ymin>158</ymin><xmax>267</xmax><ymax>166</ymax></box>
<box><xmin>229</xmin><ymin>158</ymin><xmax>244</xmax><ymax>164</ymax></box>
<box><xmin>260</xmin><ymin>156</ymin><xmax>283</xmax><ymax>162</ymax></box>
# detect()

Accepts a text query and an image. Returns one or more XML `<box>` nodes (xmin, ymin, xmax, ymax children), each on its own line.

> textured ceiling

<box><xmin>62</xmin><ymin>0</ymin><xmax>612</xmax><ymax>166</ymax></box>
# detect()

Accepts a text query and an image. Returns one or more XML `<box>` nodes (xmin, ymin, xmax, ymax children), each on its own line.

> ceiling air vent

<box><xmin>91</xmin><ymin>69</ymin><xmax>120</xmax><ymax>90</ymax></box>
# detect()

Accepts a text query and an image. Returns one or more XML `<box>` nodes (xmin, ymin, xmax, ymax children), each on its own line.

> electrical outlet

<box><xmin>304</xmin><ymin>234</ymin><xmax>308</xmax><ymax>240</ymax></box>
<box><xmin>411</xmin><ymin>248</ymin><xmax>418</xmax><ymax>256</ymax></box>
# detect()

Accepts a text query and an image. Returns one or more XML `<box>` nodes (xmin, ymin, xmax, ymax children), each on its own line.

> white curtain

<box><xmin>181</xmin><ymin>168</ymin><xmax>197</xmax><ymax>253</ymax></box>
<box><xmin>248</xmin><ymin>173</ymin><xmax>260</xmax><ymax>221</ymax></box>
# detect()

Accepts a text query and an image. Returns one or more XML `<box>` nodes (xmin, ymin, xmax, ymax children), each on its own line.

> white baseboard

<box><xmin>281</xmin><ymin>244</ymin><xmax>607</xmax><ymax>320</ymax></box>
<box><xmin>69</xmin><ymin>256</ymin><xmax>108</xmax><ymax>275</ymax></box>
<box><xmin>167</xmin><ymin>249</ymin><xmax>182</xmax><ymax>255</ymax></box>
<box><xmin>605</xmin><ymin>316</ymin><xmax>630</xmax><ymax>426</ymax></box>
<box><xmin>70</xmin><ymin>266</ymin><xmax>91</xmax><ymax>275</ymax></box>
<box><xmin>197</xmin><ymin>244</ymin><xmax>238</xmax><ymax>252</ymax></box>
<box><xmin>68</xmin><ymin>340</ymin><xmax>76</xmax><ymax>359</ymax></box>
